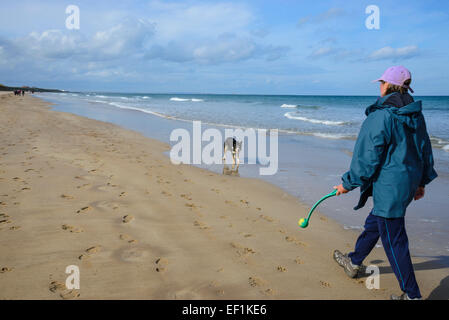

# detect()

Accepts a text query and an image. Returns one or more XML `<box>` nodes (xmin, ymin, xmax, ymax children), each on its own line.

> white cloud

<box><xmin>5</xmin><ymin>18</ymin><xmax>156</xmax><ymax>62</ymax></box>
<box><xmin>147</xmin><ymin>1</ymin><xmax>254</xmax><ymax>40</ymax></box>
<box><xmin>297</xmin><ymin>7</ymin><xmax>345</xmax><ymax>27</ymax></box>
<box><xmin>309</xmin><ymin>47</ymin><xmax>335</xmax><ymax>59</ymax></box>
<box><xmin>368</xmin><ymin>46</ymin><xmax>419</xmax><ymax>61</ymax></box>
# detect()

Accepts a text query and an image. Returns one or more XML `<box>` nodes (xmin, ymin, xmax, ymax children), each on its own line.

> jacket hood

<box><xmin>366</xmin><ymin>93</ymin><xmax>422</xmax><ymax>129</ymax></box>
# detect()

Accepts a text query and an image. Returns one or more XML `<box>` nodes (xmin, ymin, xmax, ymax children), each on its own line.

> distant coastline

<box><xmin>0</xmin><ymin>83</ymin><xmax>64</xmax><ymax>93</ymax></box>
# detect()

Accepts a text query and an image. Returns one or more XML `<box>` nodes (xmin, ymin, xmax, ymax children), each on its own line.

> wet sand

<box><xmin>0</xmin><ymin>93</ymin><xmax>447</xmax><ymax>299</ymax></box>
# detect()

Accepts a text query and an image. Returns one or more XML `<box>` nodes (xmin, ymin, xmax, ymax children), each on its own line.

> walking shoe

<box><xmin>390</xmin><ymin>293</ymin><xmax>422</xmax><ymax>300</ymax></box>
<box><xmin>333</xmin><ymin>249</ymin><xmax>360</xmax><ymax>278</ymax></box>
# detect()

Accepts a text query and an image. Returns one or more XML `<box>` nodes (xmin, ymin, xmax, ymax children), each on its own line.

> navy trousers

<box><xmin>348</xmin><ymin>212</ymin><xmax>421</xmax><ymax>299</ymax></box>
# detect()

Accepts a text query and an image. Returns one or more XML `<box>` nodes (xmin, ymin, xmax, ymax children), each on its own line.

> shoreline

<box><xmin>1</xmin><ymin>93</ymin><xmax>447</xmax><ymax>299</ymax></box>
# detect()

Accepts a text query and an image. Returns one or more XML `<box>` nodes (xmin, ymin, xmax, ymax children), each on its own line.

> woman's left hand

<box><xmin>333</xmin><ymin>184</ymin><xmax>349</xmax><ymax>196</ymax></box>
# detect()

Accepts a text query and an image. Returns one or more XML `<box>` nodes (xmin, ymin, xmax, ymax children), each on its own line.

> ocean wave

<box><xmin>170</xmin><ymin>97</ymin><xmax>204</xmax><ymax>102</ymax></box>
<box><xmin>430</xmin><ymin>136</ymin><xmax>449</xmax><ymax>151</ymax></box>
<box><xmin>107</xmin><ymin>102</ymin><xmax>175</xmax><ymax>119</ymax></box>
<box><xmin>284</xmin><ymin>112</ymin><xmax>346</xmax><ymax>126</ymax></box>
<box><xmin>311</xmin><ymin>132</ymin><xmax>351</xmax><ymax>139</ymax></box>
<box><xmin>280</xmin><ymin>104</ymin><xmax>320</xmax><ymax>109</ymax></box>
<box><xmin>85</xmin><ymin>100</ymin><xmax>357</xmax><ymax>142</ymax></box>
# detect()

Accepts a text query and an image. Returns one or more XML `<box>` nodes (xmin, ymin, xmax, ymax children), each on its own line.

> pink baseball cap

<box><xmin>373</xmin><ymin>65</ymin><xmax>414</xmax><ymax>93</ymax></box>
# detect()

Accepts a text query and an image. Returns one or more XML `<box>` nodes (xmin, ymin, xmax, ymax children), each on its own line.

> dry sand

<box><xmin>0</xmin><ymin>92</ymin><xmax>447</xmax><ymax>299</ymax></box>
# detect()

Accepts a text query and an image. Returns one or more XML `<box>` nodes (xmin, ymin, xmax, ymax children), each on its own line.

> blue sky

<box><xmin>1</xmin><ymin>0</ymin><xmax>448</xmax><ymax>95</ymax></box>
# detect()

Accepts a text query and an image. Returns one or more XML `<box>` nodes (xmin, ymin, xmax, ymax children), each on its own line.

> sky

<box><xmin>1</xmin><ymin>0</ymin><xmax>449</xmax><ymax>95</ymax></box>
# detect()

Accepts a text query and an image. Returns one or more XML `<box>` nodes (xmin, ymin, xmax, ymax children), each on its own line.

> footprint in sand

<box><xmin>49</xmin><ymin>281</ymin><xmax>65</xmax><ymax>292</ymax></box>
<box><xmin>122</xmin><ymin>215</ymin><xmax>134</xmax><ymax>223</ymax></box>
<box><xmin>9</xmin><ymin>226</ymin><xmax>21</xmax><ymax>230</ymax></box>
<box><xmin>262</xmin><ymin>288</ymin><xmax>276</xmax><ymax>296</ymax></box>
<box><xmin>62</xmin><ymin>224</ymin><xmax>83</xmax><ymax>233</ymax></box>
<box><xmin>79</xmin><ymin>246</ymin><xmax>102</xmax><ymax>260</ymax></box>
<box><xmin>277</xmin><ymin>266</ymin><xmax>287</xmax><ymax>272</ymax></box>
<box><xmin>61</xmin><ymin>194</ymin><xmax>74</xmax><ymax>200</ymax></box>
<box><xmin>185</xmin><ymin>202</ymin><xmax>197</xmax><ymax>209</ymax></box>
<box><xmin>180</xmin><ymin>193</ymin><xmax>192</xmax><ymax>201</ymax></box>
<box><xmin>119</xmin><ymin>192</ymin><xmax>126</xmax><ymax>197</ymax></box>
<box><xmin>161</xmin><ymin>191</ymin><xmax>172</xmax><ymax>197</ymax></box>
<box><xmin>230</xmin><ymin>242</ymin><xmax>256</xmax><ymax>256</ymax></box>
<box><xmin>320</xmin><ymin>281</ymin><xmax>331</xmax><ymax>288</ymax></box>
<box><xmin>285</xmin><ymin>235</ymin><xmax>307</xmax><ymax>247</ymax></box>
<box><xmin>76</xmin><ymin>206</ymin><xmax>91</xmax><ymax>214</ymax></box>
<box><xmin>155</xmin><ymin>257</ymin><xmax>169</xmax><ymax>273</ymax></box>
<box><xmin>294</xmin><ymin>257</ymin><xmax>303</xmax><ymax>264</ymax></box>
<box><xmin>248</xmin><ymin>276</ymin><xmax>265</xmax><ymax>287</ymax></box>
<box><xmin>193</xmin><ymin>220</ymin><xmax>209</xmax><ymax>230</ymax></box>
<box><xmin>49</xmin><ymin>281</ymin><xmax>80</xmax><ymax>300</ymax></box>
<box><xmin>119</xmin><ymin>234</ymin><xmax>138</xmax><ymax>244</ymax></box>
<box><xmin>259</xmin><ymin>214</ymin><xmax>274</xmax><ymax>222</ymax></box>
<box><xmin>0</xmin><ymin>219</ymin><xmax>12</xmax><ymax>226</ymax></box>
<box><xmin>0</xmin><ymin>267</ymin><xmax>14</xmax><ymax>273</ymax></box>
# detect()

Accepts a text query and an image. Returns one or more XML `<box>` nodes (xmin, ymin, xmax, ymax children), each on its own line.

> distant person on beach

<box><xmin>332</xmin><ymin>66</ymin><xmax>437</xmax><ymax>300</ymax></box>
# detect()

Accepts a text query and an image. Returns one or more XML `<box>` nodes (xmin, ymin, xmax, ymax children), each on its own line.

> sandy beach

<box><xmin>0</xmin><ymin>92</ymin><xmax>447</xmax><ymax>300</ymax></box>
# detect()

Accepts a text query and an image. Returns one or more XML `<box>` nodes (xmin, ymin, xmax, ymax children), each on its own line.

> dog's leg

<box><xmin>236</xmin><ymin>152</ymin><xmax>240</xmax><ymax>167</ymax></box>
<box><xmin>223</xmin><ymin>144</ymin><xmax>227</xmax><ymax>163</ymax></box>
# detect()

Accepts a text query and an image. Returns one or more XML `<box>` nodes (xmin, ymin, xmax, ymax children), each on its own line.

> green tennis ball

<box><xmin>298</xmin><ymin>218</ymin><xmax>308</xmax><ymax>228</ymax></box>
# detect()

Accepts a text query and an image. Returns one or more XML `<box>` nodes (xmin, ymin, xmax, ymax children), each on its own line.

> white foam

<box><xmin>284</xmin><ymin>112</ymin><xmax>346</xmax><ymax>126</ymax></box>
<box><xmin>170</xmin><ymin>97</ymin><xmax>190</xmax><ymax>102</ymax></box>
<box><xmin>311</xmin><ymin>132</ymin><xmax>348</xmax><ymax>139</ymax></box>
<box><xmin>280</xmin><ymin>104</ymin><xmax>298</xmax><ymax>108</ymax></box>
<box><xmin>170</xmin><ymin>97</ymin><xmax>204</xmax><ymax>102</ymax></box>
<box><xmin>443</xmin><ymin>144</ymin><xmax>449</xmax><ymax>152</ymax></box>
<box><xmin>107</xmin><ymin>102</ymin><xmax>174</xmax><ymax>119</ymax></box>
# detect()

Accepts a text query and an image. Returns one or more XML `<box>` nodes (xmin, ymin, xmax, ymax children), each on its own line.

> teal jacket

<box><xmin>342</xmin><ymin>92</ymin><xmax>438</xmax><ymax>218</ymax></box>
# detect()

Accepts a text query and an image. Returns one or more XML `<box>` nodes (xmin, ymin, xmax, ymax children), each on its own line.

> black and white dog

<box><xmin>223</xmin><ymin>137</ymin><xmax>242</xmax><ymax>167</ymax></box>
